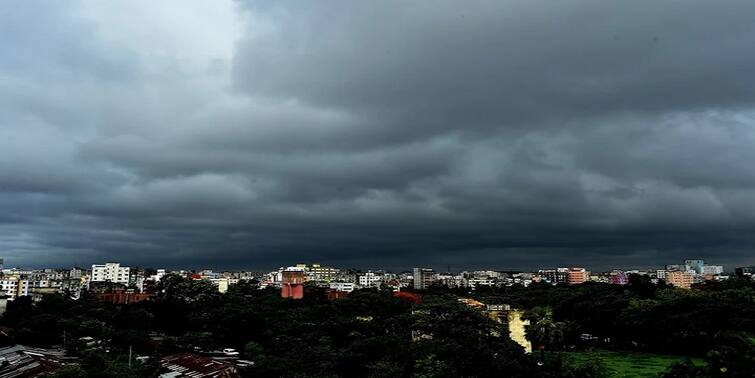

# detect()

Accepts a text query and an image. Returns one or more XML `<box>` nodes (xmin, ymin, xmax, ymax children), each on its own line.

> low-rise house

<box><xmin>94</xmin><ymin>289</ymin><xmax>152</xmax><ymax>304</ymax></box>
<box><xmin>160</xmin><ymin>353</ymin><xmax>239</xmax><ymax>378</ymax></box>
<box><xmin>0</xmin><ymin>345</ymin><xmax>67</xmax><ymax>377</ymax></box>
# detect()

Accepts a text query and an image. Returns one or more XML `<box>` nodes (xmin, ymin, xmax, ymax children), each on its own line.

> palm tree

<box><xmin>526</xmin><ymin>306</ymin><xmax>566</xmax><ymax>350</ymax></box>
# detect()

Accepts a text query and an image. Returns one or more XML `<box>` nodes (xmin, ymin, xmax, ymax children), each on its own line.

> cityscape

<box><xmin>0</xmin><ymin>258</ymin><xmax>752</xmax><ymax>376</ymax></box>
<box><xmin>0</xmin><ymin>258</ymin><xmax>747</xmax><ymax>304</ymax></box>
<box><xmin>3</xmin><ymin>0</ymin><xmax>755</xmax><ymax>376</ymax></box>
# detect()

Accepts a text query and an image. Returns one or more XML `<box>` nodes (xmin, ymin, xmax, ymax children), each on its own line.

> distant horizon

<box><xmin>4</xmin><ymin>257</ymin><xmax>745</xmax><ymax>275</ymax></box>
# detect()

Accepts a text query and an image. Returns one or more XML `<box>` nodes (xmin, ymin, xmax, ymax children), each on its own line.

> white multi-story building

<box><xmin>436</xmin><ymin>273</ymin><xmax>466</xmax><ymax>288</ymax></box>
<box><xmin>1</xmin><ymin>277</ymin><xmax>30</xmax><ymax>300</ymax></box>
<box><xmin>266</xmin><ymin>269</ymin><xmax>284</xmax><ymax>287</ymax></box>
<box><xmin>473</xmin><ymin>270</ymin><xmax>501</xmax><ymax>279</ymax></box>
<box><xmin>210</xmin><ymin>277</ymin><xmax>239</xmax><ymax>293</ymax></box>
<box><xmin>68</xmin><ymin>268</ymin><xmax>84</xmax><ymax>280</ymax></box>
<box><xmin>30</xmin><ymin>280</ymin><xmax>50</xmax><ymax>288</ymax></box>
<box><xmin>329</xmin><ymin>282</ymin><xmax>355</xmax><ymax>292</ymax></box>
<box><xmin>130</xmin><ymin>271</ymin><xmax>146</xmax><ymax>293</ymax></box>
<box><xmin>703</xmin><ymin>265</ymin><xmax>724</xmax><ymax>275</ymax></box>
<box><xmin>656</xmin><ymin>270</ymin><xmax>668</xmax><ymax>280</ymax></box>
<box><xmin>200</xmin><ymin>270</ymin><xmax>219</xmax><ymax>279</ymax></box>
<box><xmin>469</xmin><ymin>278</ymin><xmax>496</xmax><ymax>288</ymax></box>
<box><xmin>148</xmin><ymin>269</ymin><xmax>167</xmax><ymax>282</ymax></box>
<box><xmin>511</xmin><ymin>273</ymin><xmax>533</xmax><ymax>287</ymax></box>
<box><xmin>358</xmin><ymin>271</ymin><xmax>383</xmax><ymax>288</ymax></box>
<box><xmin>90</xmin><ymin>263</ymin><xmax>130</xmax><ymax>285</ymax></box>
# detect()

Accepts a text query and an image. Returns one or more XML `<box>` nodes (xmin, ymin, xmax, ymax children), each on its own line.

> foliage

<box><xmin>44</xmin><ymin>351</ymin><xmax>160</xmax><ymax>378</ymax></box>
<box><xmin>525</xmin><ymin>306</ymin><xmax>567</xmax><ymax>350</ymax></box>
<box><xmin>561</xmin><ymin>349</ymin><xmax>704</xmax><ymax>378</ymax></box>
<box><xmin>3</xmin><ymin>275</ymin><xmax>754</xmax><ymax>377</ymax></box>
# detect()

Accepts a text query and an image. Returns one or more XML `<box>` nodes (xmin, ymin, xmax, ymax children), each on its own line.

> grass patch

<box><xmin>559</xmin><ymin>349</ymin><xmax>705</xmax><ymax>378</ymax></box>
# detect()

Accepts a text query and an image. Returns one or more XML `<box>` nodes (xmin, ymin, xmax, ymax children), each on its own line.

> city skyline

<box><xmin>0</xmin><ymin>257</ymin><xmax>743</xmax><ymax>306</ymax></box>
<box><xmin>3</xmin><ymin>1</ymin><xmax>755</xmax><ymax>269</ymax></box>
<box><xmin>0</xmin><ymin>256</ymin><xmax>738</xmax><ymax>278</ymax></box>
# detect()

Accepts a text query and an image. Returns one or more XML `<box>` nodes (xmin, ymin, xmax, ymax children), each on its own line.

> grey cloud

<box><xmin>234</xmin><ymin>1</ymin><xmax>755</xmax><ymax>128</ymax></box>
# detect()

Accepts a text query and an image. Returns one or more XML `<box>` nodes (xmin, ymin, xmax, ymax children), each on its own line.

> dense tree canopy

<box><xmin>1</xmin><ymin>274</ymin><xmax>753</xmax><ymax>377</ymax></box>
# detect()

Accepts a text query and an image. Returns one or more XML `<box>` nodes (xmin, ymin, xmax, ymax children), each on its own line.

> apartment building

<box><xmin>359</xmin><ymin>271</ymin><xmax>383</xmax><ymax>288</ymax></box>
<box><xmin>538</xmin><ymin>268</ymin><xmax>569</xmax><ymax>284</ymax></box>
<box><xmin>567</xmin><ymin>268</ymin><xmax>589</xmax><ymax>285</ymax></box>
<box><xmin>90</xmin><ymin>263</ymin><xmax>130</xmax><ymax>285</ymax></box>
<box><xmin>413</xmin><ymin>268</ymin><xmax>435</xmax><ymax>290</ymax></box>
<box><xmin>329</xmin><ymin>282</ymin><xmax>355</xmax><ymax>293</ymax></box>
<box><xmin>307</xmin><ymin>264</ymin><xmax>340</xmax><ymax>282</ymax></box>
<box><xmin>0</xmin><ymin>276</ymin><xmax>30</xmax><ymax>300</ymax></box>
<box><xmin>667</xmin><ymin>271</ymin><xmax>695</xmax><ymax>289</ymax></box>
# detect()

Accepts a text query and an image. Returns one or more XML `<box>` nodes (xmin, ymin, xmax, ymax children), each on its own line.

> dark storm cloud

<box><xmin>1</xmin><ymin>0</ymin><xmax>755</xmax><ymax>270</ymax></box>
<box><xmin>234</xmin><ymin>1</ymin><xmax>755</xmax><ymax>130</ymax></box>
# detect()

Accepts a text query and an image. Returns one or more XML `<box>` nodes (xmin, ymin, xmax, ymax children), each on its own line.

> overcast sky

<box><xmin>2</xmin><ymin>1</ymin><xmax>755</xmax><ymax>271</ymax></box>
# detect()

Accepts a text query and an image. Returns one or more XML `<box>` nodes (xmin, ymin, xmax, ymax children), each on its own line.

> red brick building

<box><xmin>95</xmin><ymin>290</ymin><xmax>151</xmax><ymax>304</ymax></box>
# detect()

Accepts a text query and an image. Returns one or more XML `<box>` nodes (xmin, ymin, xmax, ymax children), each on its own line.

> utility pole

<box><xmin>128</xmin><ymin>345</ymin><xmax>133</xmax><ymax>369</ymax></box>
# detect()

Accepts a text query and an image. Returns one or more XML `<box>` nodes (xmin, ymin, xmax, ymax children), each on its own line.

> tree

<box><xmin>243</xmin><ymin>341</ymin><xmax>265</xmax><ymax>361</ymax></box>
<box><xmin>628</xmin><ymin>274</ymin><xmax>657</xmax><ymax>298</ymax></box>
<box><xmin>525</xmin><ymin>306</ymin><xmax>566</xmax><ymax>350</ymax></box>
<box><xmin>154</xmin><ymin>274</ymin><xmax>220</xmax><ymax>304</ymax></box>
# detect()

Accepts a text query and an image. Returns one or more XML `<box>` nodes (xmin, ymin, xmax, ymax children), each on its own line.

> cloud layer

<box><xmin>2</xmin><ymin>0</ymin><xmax>755</xmax><ymax>270</ymax></box>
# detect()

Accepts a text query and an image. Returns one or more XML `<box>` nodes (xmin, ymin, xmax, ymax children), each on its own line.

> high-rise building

<box><xmin>413</xmin><ymin>268</ymin><xmax>435</xmax><ymax>290</ymax></box>
<box><xmin>307</xmin><ymin>264</ymin><xmax>340</xmax><ymax>282</ymax></box>
<box><xmin>567</xmin><ymin>268</ymin><xmax>589</xmax><ymax>285</ymax></box>
<box><xmin>90</xmin><ymin>263</ymin><xmax>130</xmax><ymax>285</ymax></box>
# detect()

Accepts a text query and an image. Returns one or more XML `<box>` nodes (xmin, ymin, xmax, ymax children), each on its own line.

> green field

<box><xmin>559</xmin><ymin>349</ymin><xmax>705</xmax><ymax>378</ymax></box>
